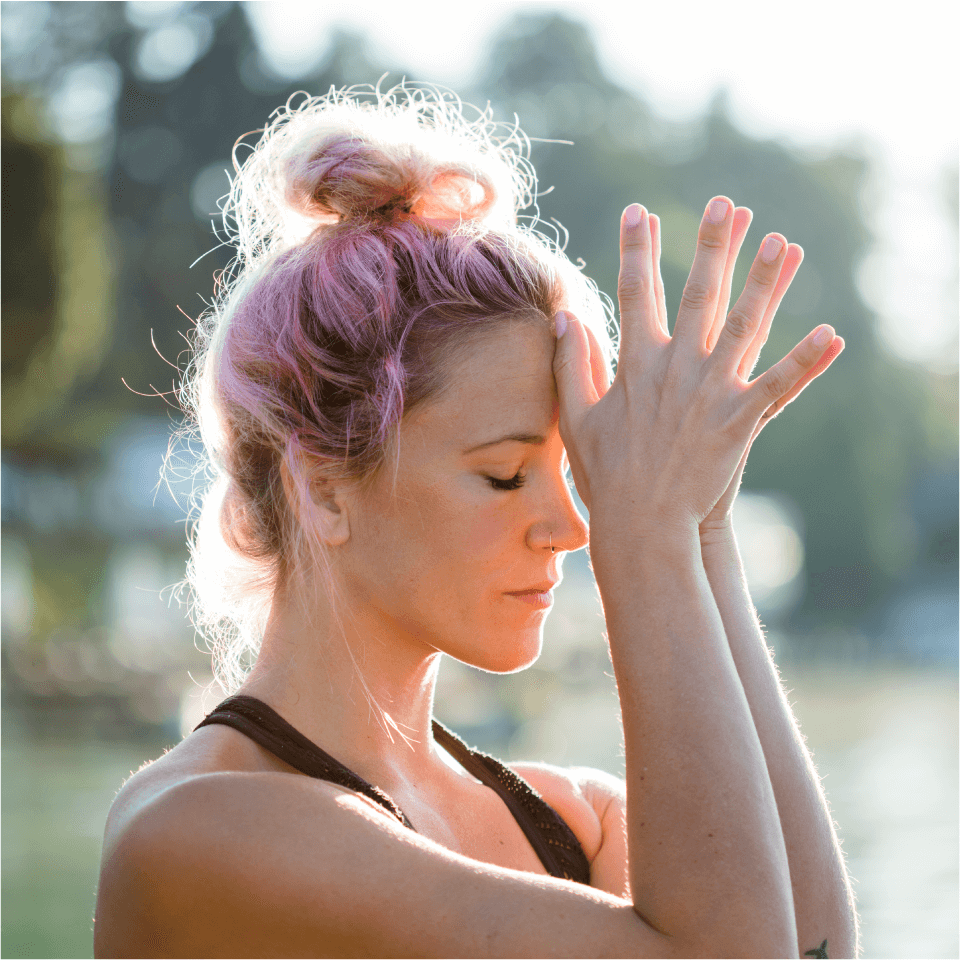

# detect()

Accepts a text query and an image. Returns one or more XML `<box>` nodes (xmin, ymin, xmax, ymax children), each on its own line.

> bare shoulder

<box><xmin>95</xmin><ymin>762</ymin><xmax>404</xmax><ymax>957</ymax></box>
<box><xmin>99</xmin><ymin>724</ymin><xmax>304</xmax><ymax>857</ymax></box>
<box><xmin>94</xmin><ymin>726</ymin><xmax>401</xmax><ymax>956</ymax></box>
<box><xmin>94</xmin><ymin>755</ymin><xmax>657</xmax><ymax>959</ymax></box>
<box><xmin>510</xmin><ymin>761</ymin><xmax>629</xmax><ymax>898</ymax></box>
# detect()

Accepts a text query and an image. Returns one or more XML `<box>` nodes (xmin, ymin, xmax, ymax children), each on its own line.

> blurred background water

<box><xmin>1</xmin><ymin>2</ymin><xmax>957</xmax><ymax>958</ymax></box>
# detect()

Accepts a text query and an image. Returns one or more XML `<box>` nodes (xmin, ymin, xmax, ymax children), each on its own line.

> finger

<box><xmin>617</xmin><ymin>204</ymin><xmax>661</xmax><ymax>367</ymax></box>
<box><xmin>648</xmin><ymin>213</ymin><xmax>668</xmax><ymax>337</ymax></box>
<box><xmin>739</xmin><ymin>243</ymin><xmax>804</xmax><ymax>380</ymax></box>
<box><xmin>709</xmin><ymin>232</ymin><xmax>787</xmax><ymax>374</ymax></box>
<box><xmin>673</xmin><ymin>197</ymin><xmax>733</xmax><ymax>353</ymax></box>
<box><xmin>745</xmin><ymin>324</ymin><xmax>837</xmax><ymax>422</ymax></box>
<box><xmin>705</xmin><ymin>206</ymin><xmax>753</xmax><ymax>353</ymax></box>
<box><xmin>757</xmin><ymin>334</ymin><xmax>844</xmax><ymax>422</ymax></box>
<box><xmin>553</xmin><ymin>311</ymin><xmax>599</xmax><ymax>430</ymax></box>
<box><xmin>673</xmin><ymin>196</ymin><xmax>735</xmax><ymax>352</ymax></box>
<box><xmin>582</xmin><ymin>321</ymin><xmax>612</xmax><ymax>397</ymax></box>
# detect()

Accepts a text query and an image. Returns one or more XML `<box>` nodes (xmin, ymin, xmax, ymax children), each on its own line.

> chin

<box><xmin>457</xmin><ymin>622</ymin><xmax>545</xmax><ymax>675</ymax></box>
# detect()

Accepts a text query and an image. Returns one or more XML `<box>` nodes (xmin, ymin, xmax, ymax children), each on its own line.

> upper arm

<box><xmin>511</xmin><ymin>763</ymin><xmax>629</xmax><ymax>899</ymax></box>
<box><xmin>96</xmin><ymin>772</ymin><xmax>653</xmax><ymax>959</ymax></box>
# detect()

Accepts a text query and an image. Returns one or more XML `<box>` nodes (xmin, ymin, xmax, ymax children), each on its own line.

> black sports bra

<box><xmin>195</xmin><ymin>694</ymin><xmax>591</xmax><ymax>886</ymax></box>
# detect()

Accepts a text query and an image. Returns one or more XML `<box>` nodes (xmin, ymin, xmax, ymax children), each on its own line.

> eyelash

<box><xmin>487</xmin><ymin>470</ymin><xmax>527</xmax><ymax>491</ymax></box>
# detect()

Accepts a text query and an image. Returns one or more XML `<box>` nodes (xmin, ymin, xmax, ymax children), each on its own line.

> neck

<box><xmin>239</xmin><ymin>577</ymin><xmax>448</xmax><ymax>792</ymax></box>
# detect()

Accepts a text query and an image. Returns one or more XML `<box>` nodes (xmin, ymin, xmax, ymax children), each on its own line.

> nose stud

<box><xmin>550</xmin><ymin>533</ymin><xmax>554</xmax><ymax>553</ymax></box>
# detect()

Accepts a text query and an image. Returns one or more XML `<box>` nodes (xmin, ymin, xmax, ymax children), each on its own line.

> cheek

<box><xmin>346</xmin><ymin>486</ymin><xmax>545</xmax><ymax>671</ymax></box>
<box><xmin>403</xmin><ymin>487</ymin><xmax>517</xmax><ymax>588</ymax></box>
<box><xmin>455</xmin><ymin>499</ymin><xmax>519</xmax><ymax>559</ymax></box>
<box><xmin>355</xmin><ymin>483</ymin><xmax>521</xmax><ymax>611</ymax></box>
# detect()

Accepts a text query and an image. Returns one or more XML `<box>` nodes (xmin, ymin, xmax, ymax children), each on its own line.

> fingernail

<box><xmin>554</xmin><ymin>311</ymin><xmax>568</xmax><ymax>339</ymax></box>
<box><xmin>761</xmin><ymin>236</ymin><xmax>784</xmax><ymax>263</ymax></box>
<box><xmin>708</xmin><ymin>199</ymin><xmax>729</xmax><ymax>224</ymax></box>
<box><xmin>624</xmin><ymin>203</ymin><xmax>643</xmax><ymax>227</ymax></box>
<box><xmin>813</xmin><ymin>325</ymin><xmax>833</xmax><ymax>347</ymax></box>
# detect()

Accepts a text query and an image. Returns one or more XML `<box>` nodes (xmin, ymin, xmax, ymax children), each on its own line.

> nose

<box><xmin>529</xmin><ymin>470</ymin><xmax>589</xmax><ymax>555</ymax></box>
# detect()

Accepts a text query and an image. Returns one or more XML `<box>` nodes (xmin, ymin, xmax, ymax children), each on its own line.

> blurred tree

<box><xmin>1</xmin><ymin>1</ymin><xmax>954</xmax><ymax>641</ymax></box>
<box><xmin>100</xmin><ymin>2</ymin><xmax>283</xmax><ymax>406</ymax></box>
<box><xmin>2</xmin><ymin>93</ymin><xmax>116</xmax><ymax>461</ymax></box>
<box><xmin>0</xmin><ymin>0</ymin><xmax>120</xmax><ymax>89</ymax></box>
<box><xmin>1</xmin><ymin>95</ymin><xmax>60</xmax><ymax>387</ymax></box>
<box><xmin>1</xmin><ymin>3</ymin><xmax>396</xmax><ymax>452</ymax></box>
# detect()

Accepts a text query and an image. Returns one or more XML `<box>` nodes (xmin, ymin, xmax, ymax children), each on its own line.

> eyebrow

<box><xmin>462</xmin><ymin>433</ymin><xmax>547</xmax><ymax>455</ymax></box>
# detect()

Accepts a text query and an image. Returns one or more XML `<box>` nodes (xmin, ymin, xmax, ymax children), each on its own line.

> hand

<box><xmin>691</xmin><ymin>209</ymin><xmax>845</xmax><ymax>541</ymax></box>
<box><xmin>553</xmin><ymin>197</ymin><xmax>840</xmax><ymax>552</ymax></box>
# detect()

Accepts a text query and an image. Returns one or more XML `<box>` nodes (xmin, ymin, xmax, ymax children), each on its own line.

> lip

<box><xmin>504</xmin><ymin>582</ymin><xmax>558</xmax><ymax>609</ymax></box>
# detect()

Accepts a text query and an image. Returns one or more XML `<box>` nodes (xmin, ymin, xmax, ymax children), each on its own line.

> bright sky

<box><xmin>247</xmin><ymin>0</ymin><xmax>958</xmax><ymax>369</ymax></box>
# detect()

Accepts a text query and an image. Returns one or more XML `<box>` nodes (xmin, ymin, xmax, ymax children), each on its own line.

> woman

<box><xmin>94</xmin><ymin>85</ymin><xmax>857</xmax><ymax>958</ymax></box>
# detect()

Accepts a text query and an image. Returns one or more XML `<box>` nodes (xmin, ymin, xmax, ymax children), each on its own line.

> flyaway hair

<box><xmin>175</xmin><ymin>81</ymin><xmax>616</xmax><ymax>694</ymax></box>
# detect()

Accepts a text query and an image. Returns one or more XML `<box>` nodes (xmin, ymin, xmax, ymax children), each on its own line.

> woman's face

<box><xmin>336</xmin><ymin>320</ymin><xmax>589</xmax><ymax>673</ymax></box>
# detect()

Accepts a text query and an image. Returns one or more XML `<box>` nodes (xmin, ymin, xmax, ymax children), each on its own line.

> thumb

<box><xmin>552</xmin><ymin>311</ymin><xmax>599</xmax><ymax>428</ymax></box>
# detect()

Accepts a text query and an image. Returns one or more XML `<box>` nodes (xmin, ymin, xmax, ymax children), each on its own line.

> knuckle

<box><xmin>552</xmin><ymin>350</ymin><xmax>579</xmax><ymax>379</ymax></box>
<box><xmin>617</xmin><ymin>274</ymin><xmax>647</xmax><ymax>303</ymax></box>
<box><xmin>679</xmin><ymin>280</ymin><xmax>714</xmax><ymax>311</ymax></box>
<box><xmin>723</xmin><ymin>308</ymin><xmax>754</xmax><ymax>340</ymax></box>
<box><xmin>757</xmin><ymin>265</ymin><xmax>778</xmax><ymax>288</ymax></box>
<box><xmin>697</xmin><ymin>230</ymin><xmax>727</xmax><ymax>252</ymax></box>
<box><xmin>749</xmin><ymin>267</ymin><xmax>777</xmax><ymax>293</ymax></box>
<box><xmin>802</xmin><ymin>336</ymin><xmax>825</xmax><ymax>363</ymax></box>
<box><xmin>762</xmin><ymin>364</ymin><xmax>792</xmax><ymax>398</ymax></box>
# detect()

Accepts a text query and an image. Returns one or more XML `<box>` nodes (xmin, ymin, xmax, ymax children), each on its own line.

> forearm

<box><xmin>700</xmin><ymin>528</ymin><xmax>859</xmax><ymax>958</ymax></box>
<box><xmin>592</xmin><ymin>522</ymin><xmax>798</xmax><ymax>958</ymax></box>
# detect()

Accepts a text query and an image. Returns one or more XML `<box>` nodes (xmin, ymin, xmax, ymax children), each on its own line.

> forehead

<box><xmin>404</xmin><ymin>321</ymin><xmax>557</xmax><ymax>457</ymax></box>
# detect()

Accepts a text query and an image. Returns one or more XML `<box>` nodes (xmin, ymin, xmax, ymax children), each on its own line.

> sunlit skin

<box><xmin>236</xmin><ymin>320</ymin><xmax>591</xmax><ymax>843</ymax></box>
<box><xmin>93</xmin><ymin>197</ymin><xmax>858</xmax><ymax>959</ymax></box>
<box><xmin>335</xmin><ymin>319</ymin><xmax>586</xmax><ymax>674</ymax></box>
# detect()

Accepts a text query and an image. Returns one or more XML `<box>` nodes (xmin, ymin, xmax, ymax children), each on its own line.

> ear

<box><xmin>279</xmin><ymin>455</ymin><xmax>351</xmax><ymax>547</ymax></box>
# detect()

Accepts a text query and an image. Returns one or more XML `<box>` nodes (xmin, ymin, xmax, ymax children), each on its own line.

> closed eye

<box><xmin>487</xmin><ymin>471</ymin><xmax>526</xmax><ymax>491</ymax></box>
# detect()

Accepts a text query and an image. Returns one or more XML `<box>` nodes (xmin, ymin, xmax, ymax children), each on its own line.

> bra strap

<box><xmin>195</xmin><ymin>695</ymin><xmax>590</xmax><ymax>884</ymax></box>
<box><xmin>432</xmin><ymin>721</ymin><xmax>591</xmax><ymax>885</ymax></box>
<box><xmin>195</xmin><ymin>694</ymin><xmax>415</xmax><ymax>830</ymax></box>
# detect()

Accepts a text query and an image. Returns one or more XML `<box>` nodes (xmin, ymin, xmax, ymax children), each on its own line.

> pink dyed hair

<box><xmin>179</xmin><ymin>83</ymin><xmax>615</xmax><ymax>692</ymax></box>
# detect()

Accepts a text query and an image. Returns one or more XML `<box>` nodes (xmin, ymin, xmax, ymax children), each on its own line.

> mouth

<box><xmin>504</xmin><ymin>582</ymin><xmax>558</xmax><ymax>609</ymax></box>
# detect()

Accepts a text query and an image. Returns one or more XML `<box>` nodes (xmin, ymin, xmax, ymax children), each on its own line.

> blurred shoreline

<box><xmin>3</xmin><ymin>659</ymin><xmax>957</xmax><ymax>960</ymax></box>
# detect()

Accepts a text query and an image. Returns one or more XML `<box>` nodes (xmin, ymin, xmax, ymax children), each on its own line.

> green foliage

<box><xmin>1</xmin><ymin>96</ymin><xmax>61</xmax><ymax>384</ymax></box>
<box><xmin>1</xmin><ymin>93</ymin><xmax>117</xmax><ymax>454</ymax></box>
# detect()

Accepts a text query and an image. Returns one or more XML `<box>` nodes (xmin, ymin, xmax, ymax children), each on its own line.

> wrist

<box><xmin>589</xmin><ymin>512</ymin><xmax>702</xmax><ymax>582</ymax></box>
<box><xmin>699</xmin><ymin>518</ymin><xmax>737</xmax><ymax>551</ymax></box>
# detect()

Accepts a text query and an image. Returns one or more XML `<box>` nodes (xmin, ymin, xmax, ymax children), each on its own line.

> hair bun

<box><xmin>283</xmin><ymin>128</ymin><xmax>493</xmax><ymax>224</ymax></box>
<box><xmin>227</xmin><ymin>84</ymin><xmax>535</xmax><ymax>261</ymax></box>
